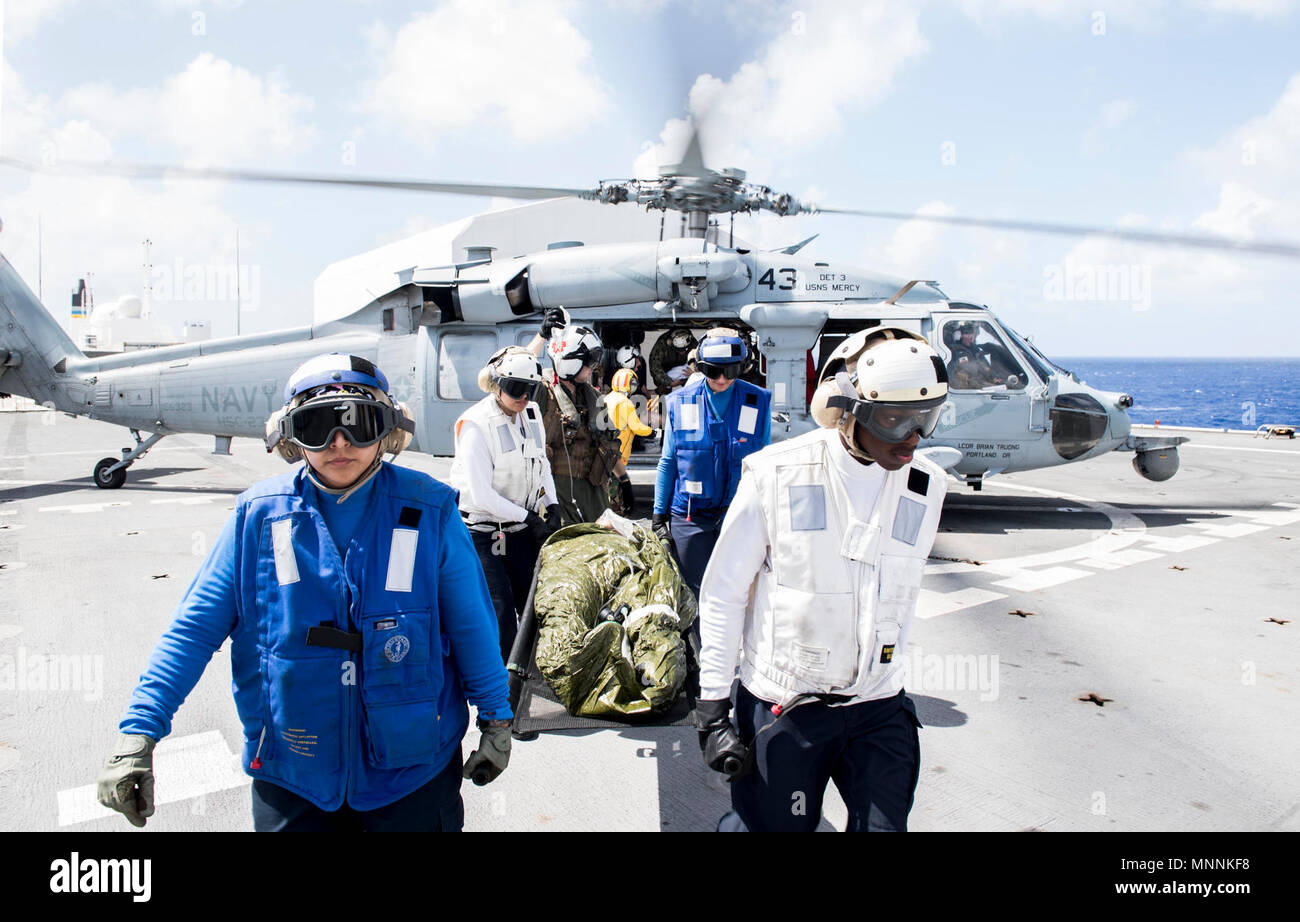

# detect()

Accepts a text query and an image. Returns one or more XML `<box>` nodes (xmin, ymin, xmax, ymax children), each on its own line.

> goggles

<box><xmin>830</xmin><ymin>396</ymin><xmax>946</xmax><ymax>442</ymax></box>
<box><xmin>279</xmin><ymin>397</ymin><xmax>401</xmax><ymax>451</ymax></box>
<box><xmin>498</xmin><ymin>377</ymin><xmax>541</xmax><ymax>400</ymax></box>
<box><xmin>698</xmin><ymin>361</ymin><xmax>740</xmax><ymax>381</ymax></box>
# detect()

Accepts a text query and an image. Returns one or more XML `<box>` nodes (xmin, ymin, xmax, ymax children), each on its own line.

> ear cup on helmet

<box><xmin>265</xmin><ymin>406</ymin><xmax>304</xmax><ymax>462</ymax></box>
<box><xmin>380</xmin><ymin>400</ymin><xmax>415</xmax><ymax>456</ymax></box>
<box><xmin>810</xmin><ymin>372</ymin><xmax>859</xmax><ymax>429</ymax></box>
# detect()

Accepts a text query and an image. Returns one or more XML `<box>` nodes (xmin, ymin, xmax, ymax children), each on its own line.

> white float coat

<box><xmin>697</xmin><ymin>428</ymin><xmax>944</xmax><ymax>704</ymax></box>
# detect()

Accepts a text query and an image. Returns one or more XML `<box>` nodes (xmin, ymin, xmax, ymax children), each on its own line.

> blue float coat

<box><xmin>119</xmin><ymin>462</ymin><xmax>510</xmax><ymax>811</ymax></box>
<box><xmin>653</xmin><ymin>381</ymin><xmax>770</xmax><ymax>515</ymax></box>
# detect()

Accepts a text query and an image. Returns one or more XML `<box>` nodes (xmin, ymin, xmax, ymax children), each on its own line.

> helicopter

<box><xmin>4</xmin><ymin>134</ymin><xmax>1294</xmax><ymax>491</ymax></box>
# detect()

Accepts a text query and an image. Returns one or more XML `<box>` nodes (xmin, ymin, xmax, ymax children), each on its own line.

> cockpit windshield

<box><xmin>940</xmin><ymin>318</ymin><xmax>1031</xmax><ymax>391</ymax></box>
<box><xmin>1000</xmin><ymin>323</ymin><xmax>1063</xmax><ymax>382</ymax></box>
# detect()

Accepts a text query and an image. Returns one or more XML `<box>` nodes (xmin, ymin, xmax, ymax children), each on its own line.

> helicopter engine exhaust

<box><xmin>1133</xmin><ymin>447</ymin><xmax>1180</xmax><ymax>482</ymax></box>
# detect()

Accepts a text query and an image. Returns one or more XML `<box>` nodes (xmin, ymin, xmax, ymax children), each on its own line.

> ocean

<box><xmin>1057</xmin><ymin>358</ymin><xmax>1300</xmax><ymax>430</ymax></box>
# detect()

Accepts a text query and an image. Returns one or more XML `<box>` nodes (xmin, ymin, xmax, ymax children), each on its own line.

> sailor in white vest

<box><xmin>694</xmin><ymin>327</ymin><xmax>951</xmax><ymax>832</ymax></box>
<box><xmin>449</xmin><ymin>347</ymin><xmax>562</xmax><ymax>663</ymax></box>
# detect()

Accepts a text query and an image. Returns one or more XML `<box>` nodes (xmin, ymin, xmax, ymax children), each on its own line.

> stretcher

<box><xmin>505</xmin><ymin>515</ymin><xmax>699</xmax><ymax>736</ymax></box>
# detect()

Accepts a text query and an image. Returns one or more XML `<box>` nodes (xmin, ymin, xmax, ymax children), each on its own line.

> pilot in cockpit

<box><xmin>946</xmin><ymin>320</ymin><xmax>1025</xmax><ymax>390</ymax></box>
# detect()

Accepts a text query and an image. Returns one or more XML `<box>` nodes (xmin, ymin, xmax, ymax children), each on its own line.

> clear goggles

<box><xmin>280</xmin><ymin>397</ymin><xmax>401</xmax><ymax>450</ymax></box>
<box><xmin>498</xmin><ymin>377</ymin><xmax>541</xmax><ymax>400</ymax></box>
<box><xmin>833</xmin><ymin>396</ymin><xmax>946</xmax><ymax>442</ymax></box>
<box><xmin>698</xmin><ymin>360</ymin><xmax>741</xmax><ymax>381</ymax></box>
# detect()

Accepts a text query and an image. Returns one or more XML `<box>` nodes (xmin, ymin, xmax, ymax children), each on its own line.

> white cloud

<box><xmin>361</xmin><ymin>0</ymin><xmax>611</xmax><ymax>146</ymax></box>
<box><xmin>0</xmin><ymin>63</ymin><xmax>272</xmax><ymax>339</ymax></box>
<box><xmin>879</xmin><ymin>200</ymin><xmax>958</xmax><ymax>277</ymax></box>
<box><xmin>951</xmin><ymin>0</ymin><xmax>1297</xmax><ymax>30</ymax></box>
<box><xmin>1081</xmin><ymin>98</ymin><xmax>1137</xmax><ymax>154</ymax></box>
<box><xmin>1</xmin><ymin>0</ymin><xmax>76</xmax><ymax>39</ymax></box>
<box><xmin>635</xmin><ymin>0</ymin><xmax>929</xmax><ymax>177</ymax></box>
<box><xmin>60</xmin><ymin>53</ymin><xmax>315</xmax><ymax>165</ymax></box>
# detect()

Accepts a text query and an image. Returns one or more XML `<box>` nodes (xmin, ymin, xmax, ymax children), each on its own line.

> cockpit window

<box><xmin>941</xmin><ymin>318</ymin><xmax>1030</xmax><ymax>391</ymax></box>
<box><xmin>1000</xmin><ymin>323</ymin><xmax>1061</xmax><ymax>382</ymax></box>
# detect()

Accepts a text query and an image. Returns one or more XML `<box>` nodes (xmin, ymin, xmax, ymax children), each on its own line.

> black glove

<box><xmin>539</xmin><ymin>308</ymin><xmax>567</xmax><ymax>340</ymax></box>
<box><xmin>527</xmin><ymin>504</ymin><xmax>563</xmax><ymax>543</ymax></box>
<box><xmin>463</xmin><ymin>720</ymin><xmax>511</xmax><ymax>786</ymax></box>
<box><xmin>693</xmin><ymin>698</ymin><xmax>748</xmax><ymax>776</ymax></box>
<box><xmin>652</xmin><ymin>512</ymin><xmax>671</xmax><ymax>544</ymax></box>
<box><xmin>618</xmin><ymin>475</ymin><xmax>635</xmax><ymax>517</ymax></box>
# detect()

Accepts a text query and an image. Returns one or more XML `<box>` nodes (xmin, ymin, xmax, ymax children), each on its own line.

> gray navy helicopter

<box><xmin>4</xmin><ymin>134</ymin><xmax>1296</xmax><ymax>490</ymax></box>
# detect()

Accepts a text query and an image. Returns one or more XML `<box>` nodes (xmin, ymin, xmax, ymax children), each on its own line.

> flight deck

<box><xmin>1</xmin><ymin>411</ymin><xmax>1296</xmax><ymax>832</ymax></box>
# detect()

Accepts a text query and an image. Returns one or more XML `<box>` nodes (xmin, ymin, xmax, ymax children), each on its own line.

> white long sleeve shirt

<box><xmin>455</xmin><ymin>413</ymin><xmax>558</xmax><ymax>526</ymax></box>
<box><xmin>696</xmin><ymin>428</ymin><xmax>887</xmax><ymax>701</ymax></box>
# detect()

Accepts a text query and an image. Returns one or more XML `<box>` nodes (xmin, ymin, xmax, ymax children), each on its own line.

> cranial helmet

<box><xmin>265</xmin><ymin>353</ymin><xmax>414</xmax><ymax>465</ymax></box>
<box><xmin>477</xmin><ymin>346</ymin><xmax>543</xmax><ymax>398</ymax></box>
<box><xmin>547</xmin><ymin>325</ymin><xmax>604</xmax><ymax>379</ymax></box>
<box><xmin>697</xmin><ymin>327</ymin><xmax>748</xmax><ymax>365</ymax></box>
<box><xmin>810</xmin><ymin>327</ymin><xmax>948</xmax><ymax>461</ymax></box>
<box><xmin>611</xmin><ymin>368</ymin><xmax>638</xmax><ymax>394</ymax></box>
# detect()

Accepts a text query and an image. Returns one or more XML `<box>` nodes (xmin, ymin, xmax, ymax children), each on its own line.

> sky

<box><xmin>2</xmin><ymin>0</ymin><xmax>1299</xmax><ymax>357</ymax></box>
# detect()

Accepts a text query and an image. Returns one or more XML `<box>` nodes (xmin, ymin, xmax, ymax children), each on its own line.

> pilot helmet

<box><xmin>616</xmin><ymin>345</ymin><xmax>640</xmax><ymax>369</ymax></box>
<box><xmin>547</xmin><ymin>326</ymin><xmax>604</xmax><ymax>380</ymax></box>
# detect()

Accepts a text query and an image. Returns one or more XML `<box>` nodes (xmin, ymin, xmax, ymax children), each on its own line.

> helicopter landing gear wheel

<box><xmin>93</xmin><ymin>457</ymin><xmax>127</xmax><ymax>489</ymax></box>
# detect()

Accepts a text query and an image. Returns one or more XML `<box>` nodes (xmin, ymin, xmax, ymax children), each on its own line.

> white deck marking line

<box><xmin>1075</xmin><ymin>548</ymin><xmax>1164</xmax><ymax>570</ymax></box>
<box><xmin>991</xmin><ymin>566</ymin><xmax>1093</xmax><ymax>592</ymax></box>
<box><xmin>0</xmin><ymin>509</ymin><xmax>17</xmax><ymax>516</ymax></box>
<box><xmin>0</xmin><ymin>624</ymin><xmax>23</xmax><ymax>641</ymax></box>
<box><xmin>37</xmin><ymin>501</ymin><xmax>132</xmax><ymax>514</ymax></box>
<box><xmin>1138</xmin><ymin>534</ymin><xmax>1221</xmax><ymax>553</ymax></box>
<box><xmin>916</xmin><ymin>587</ymin><xmax>1008</xmax><ymax>619</ymax></box>
<box><xmin>1187</xmin><ymin>522</ymin><xmax>1271</xmax><ymax>538</ymax></box>
<box><xmin>150</xmin><ymin>496</ymin><xmax>215</xmax><ymax>506</ymax></box>
<box><xmin>1181</xmin><ymin>444</ymin><xmax>1300</xmax><ymax>456</ymax></box>
<box><xmin>57</xmin><ymin>730</ymin><xmax>250</xmax><ymax>827</ymax></box>
<box><xmin>1243</xmin><ymin>508</ymin><xmax>1300</xmax><ymax>526</ymax></box>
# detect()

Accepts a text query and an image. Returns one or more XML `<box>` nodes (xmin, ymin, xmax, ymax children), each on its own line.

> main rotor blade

<box><xmin>0</xmin><ymin>155</ymin><xmax>594</xmax><ymax>201</ymax></box>
<box><xmin>808</xmin><ymin>205</ymin><xmax>1300</xmax><ymax>260</ymax></box>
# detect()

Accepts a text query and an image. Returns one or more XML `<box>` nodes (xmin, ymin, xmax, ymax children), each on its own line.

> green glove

<box><xmin>462</xmin><ymin>720</ymin><xmax>511</xmax><ymax>786</ymax></box>
<box><xmin>96</xmin><ymin>733</ymin><xmax>157</xmax><ymax>828</ymax></box>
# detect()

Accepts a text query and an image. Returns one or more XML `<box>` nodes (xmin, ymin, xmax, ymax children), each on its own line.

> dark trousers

<box><xmin>731</xmin><ymin>684</ymin><xmax>923</xmax><ymax>832</ymax></box>
<box><xmin>471</xmin><ymin>527</ymin><xmax>540</xmax><ymax>665</ymax></box>
<box><xmin>251</xmin><ymin>749</ymin><xmax>464</xmax><ymax>832</ymax></box>
<box><xmin>669</xmin><ymin>508</ymin><xmax>726</xmax><ymax>608</ymax></box>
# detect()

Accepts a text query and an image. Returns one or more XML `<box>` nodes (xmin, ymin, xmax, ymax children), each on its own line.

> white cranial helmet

<box><xmin>810</xmin><ymin>327</ymin><xmax>949</xmax><ymax>460</ymax></box>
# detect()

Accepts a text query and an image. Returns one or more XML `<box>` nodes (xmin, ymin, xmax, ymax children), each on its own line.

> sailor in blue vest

<box><xmin>95</xmin><ymin>354</ymin><xmax>513</xmax><ymax>831</ymax></box>
<box><xmin>653</xmin><ymin>328</ymin><xmax>772</xmax><ymax>607</ymax></box>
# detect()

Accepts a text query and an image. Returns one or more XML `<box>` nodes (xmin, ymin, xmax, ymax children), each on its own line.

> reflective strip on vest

<box><xmin>271</xmin><ymin>519</ymin><xmax>300</xmax><ymax>586</ymax></box>
<box><xmin>385</xmin><ymin>528</ymin><xmax>419</xmax><ymax>593</ymax></box>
